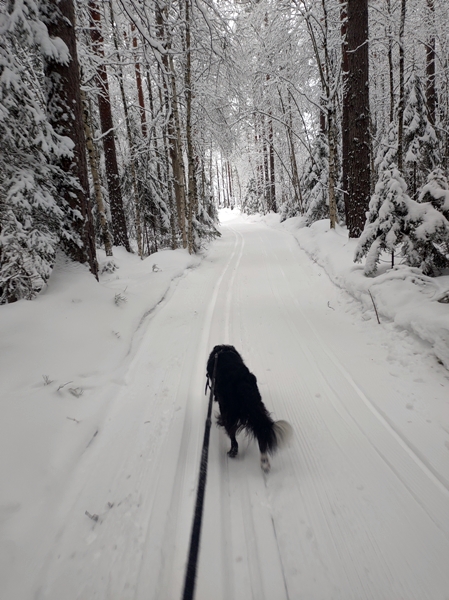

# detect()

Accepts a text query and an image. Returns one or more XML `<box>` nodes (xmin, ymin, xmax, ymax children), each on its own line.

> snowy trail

<box><xmin>35</xmin><ymin>216</ymin><xmax>449</xmax><ymax>600</ymax></box>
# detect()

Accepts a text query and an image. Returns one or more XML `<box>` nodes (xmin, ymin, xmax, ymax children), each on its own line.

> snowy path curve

<box><xmin>36</xmin><ymin>216</ymin><xmax>449</xmax><ymax>600</ymax></box>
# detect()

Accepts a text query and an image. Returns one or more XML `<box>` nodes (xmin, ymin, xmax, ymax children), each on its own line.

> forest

<box><xmin>1</xmin><ymin>0</ymin><xmax>449</xmax><ymax>304</ymax></box>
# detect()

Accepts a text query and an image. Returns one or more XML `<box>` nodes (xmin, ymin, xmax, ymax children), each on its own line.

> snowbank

<box><xmin>240</xmin><ymin>209</ymin><xmax>449</xmax><ymax>370</ymax></box>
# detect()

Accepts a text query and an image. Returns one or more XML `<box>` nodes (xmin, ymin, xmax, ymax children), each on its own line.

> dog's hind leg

<box><xmin>260</xmin><ymin>453</ymin><xmax>270</xmax><ymax>473</ymax></box>
<box><xmin>258</xmin><ymin>439</ymin><xmax>271</xmax><ymax>473</ymax></box>
<box><xmin>227</xmin><ymin>426</ymin><xmax>239</xmax><ymax>458</ymax></box>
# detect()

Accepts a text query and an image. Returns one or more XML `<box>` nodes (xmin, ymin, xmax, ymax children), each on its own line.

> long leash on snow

<box><xmin>181</xmin><ymin>352</ymin><xmax>219</xmax><ymax>600</ymax></box>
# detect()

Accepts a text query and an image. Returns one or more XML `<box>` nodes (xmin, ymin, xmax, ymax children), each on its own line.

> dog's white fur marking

<box><xmin>273</xmin><ymin>420</ymin><xmax>293</xmax><ymax>447</ymax></box>
<box><xmin>260</xmin><ymin>421</ymin><xmax>293</xmax><ymax>472</ymax></box>
<box><xmin>260</xmin><ymin>453</ymin><xmax>271</xmax><ymax>473</ymax></box>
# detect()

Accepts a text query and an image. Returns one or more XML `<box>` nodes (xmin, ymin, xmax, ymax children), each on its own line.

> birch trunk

<box><xmin>81</xmin><ymin>88</ymin><xmax>113</xmax><ymax>256</ymax></box>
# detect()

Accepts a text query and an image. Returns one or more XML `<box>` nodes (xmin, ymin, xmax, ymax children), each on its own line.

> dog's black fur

<box><xmin>206</xmin><ymin>344</ymin><xmax>291</xmax><ymax>472</ymax></box>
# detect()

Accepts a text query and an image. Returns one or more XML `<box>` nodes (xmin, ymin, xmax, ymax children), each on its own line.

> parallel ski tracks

<box><xmin>36</xmin><ymin>219</ymin><xmax>449</xmax><ymax>600</ymax></box>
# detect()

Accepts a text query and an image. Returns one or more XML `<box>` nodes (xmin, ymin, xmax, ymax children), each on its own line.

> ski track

<box><xmin>33</xmin><ymin>218</ymin><xmax>449</xmax><ymax>600</ymax></box>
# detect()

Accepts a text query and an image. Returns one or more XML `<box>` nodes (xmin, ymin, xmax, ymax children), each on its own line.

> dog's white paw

<box><xmin>260</xmin><ymin>454</ymin><xmax>271</xmax><ymax>473</ymax></box>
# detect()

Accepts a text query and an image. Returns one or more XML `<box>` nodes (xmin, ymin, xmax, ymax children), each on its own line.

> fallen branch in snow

<box><xmin>57</xmin><ymin>381</ymin><xmax>73</xmax><ymax>391</ymax></box>
<box><xmin>85</xmin><ymin>511</ymin><xmax>99</xmax><ymax>523</ymax></box>
<box><xmin>327</xmin><ymin>301</ymin><xmax>335</xmax><ymax>310</ymax></box>
<box><xmin>368</xmin><ymin>289</ymin><xmax>381</xmax><ymax>324</ymax></box>
<box><xmin>86</xmin><ymin>429</ymin><xmax>99</xmax><ymax>448</ymax></box>
<box><xmin>69</xmin><ymin>387</ymin><xmax>84</xmax><ymax>397</ymax></box>
<box><xmin>67</xmin><ymin>417</ymin><xmax>80</xmax><ymax>423</ymax></box>
<box><xmin>42</xmin><ymin>375</ymin><xmax>53</xmax><ymax>385</ymax></box>
<box><xmin>114</xmin><ymin>292</ymin><xmax>127</xmax><ymax>306</ymax></box>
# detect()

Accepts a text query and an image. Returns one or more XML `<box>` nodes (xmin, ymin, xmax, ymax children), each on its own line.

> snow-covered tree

<box><xmin>354</xmin><ymin>164</ymin><xmax>412</xmax><ymax>275</ymax></box>
<box><xmin>0</xmin><ymin>0</ymin><xmax>82</xmax><ymax>303</ymax></box>
<box><xmin>405</xmin><ymin>167</ymin><xmax>449</xmax><ymax>275</ymax></box>
<box><xmin>356</xmin><ymin>164</ymin><xmax>449</xmax><ymax>277</ymax></box>
<box><xmin>419</xmin><ymin>167</ymin><xmax>449</xmax><ymax>219</ymax></box>
<box><xmin>242</xmin><ymin>177</ymin><xmax>264</xmax><ymax>215</ymax></box>
<box><xmin>403</xmin><ymin>71</ymin><xmax>440</xmax><ymax>198</ymax></box>
<box><xmin>403</xmin><ymin>200</ymin><xmax>449</xmax><ymax>276</ymax></box>
<box><xmin>302</xmin><ymin>133</ymin><xmax>329</xmax><ymax>226</ymax></box>
<box><xmin>374</xmin><ymin>121</ymin><xmax>398</xmax><ymax>175</ymax></box>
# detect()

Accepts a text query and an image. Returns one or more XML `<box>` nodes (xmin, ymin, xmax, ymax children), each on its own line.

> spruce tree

<box><xmin>405</xmin><ymin>168</ymin><xmax>449</xmax><ymax>275</ymax></box>
<box><xmin>0</xmin><ymin>0</ymin><xmax>83</xmax><ymax>302</ymax></box>
<box><xmin>302</xmin><ymin>133</ymin><xmax>329</xmax><ymax>226</ymax></box>
<box><xmin>242</xmin><ymin>177</ymin><xmax>264</xmax><ymax>215</ymax></box>
<box><xmin>403</xmin><ymin>71</ymin><xmax>439</xmax><ymax>198</ymax></box>
<box><xmin>354</xmin><ymin>164</ymin><xmax>411</xmax><ymax>275</ymax></box>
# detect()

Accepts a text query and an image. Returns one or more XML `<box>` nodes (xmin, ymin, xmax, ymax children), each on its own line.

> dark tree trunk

<box><xmin>426</xmin><ymin>0</ymin><xmax>436</xmax><ymax>126</ymax></box>
<box><xmin>89</xmin><ymin>0</ymin><xmax>130</xmax><ymax>251</ymax></box>
<box><xmin>386</xmin><ymin>0</ymin><xmax>395</xmax><ymax>123</ymax></box>
<box><xmin>268</xmin><ymin>114</ymin><xmax>276</xmax><ymax>212</ymax></box>
<box><xmin>397</xmin><ymin>0</ymin><xmax>406</xmax><ymax>173</ymax></box>
<box><xmin>43</xmin><ymin>0</ymin><xmax>98</xmax><ymax>277</ymax></box>
<box><xmin>131</xmin><ymin>22</ymin><xmax>147</xmax><ymax>138</ymax></box>
<box><xmin>155</xmin><ymin>2</ymin><xmax>187</xmax><ymax>248</ymax></box>
<box><xmin>340</xmin><ymin>0</ymin><xmax>349</xmax><ymax>208</ymax></box>
<box><xmin>342</xmin><ymin>0</ymin><xmax>371</xmax><ymax>238</ymax></box>
<box><xmin>227</xmin><ymin>161</ymin><xmax>233</xmax><ymax>206</ymax></box>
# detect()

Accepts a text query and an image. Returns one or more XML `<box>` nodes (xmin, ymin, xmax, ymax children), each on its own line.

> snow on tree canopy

<box><xmin>0</xmin><ymin>0</ymin><xmax>81</xmax><ymax>303</ymax></box>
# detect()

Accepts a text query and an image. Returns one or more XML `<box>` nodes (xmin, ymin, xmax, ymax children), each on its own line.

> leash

<box><xmin>181</xmin><ymin>352</ymin><xmax>219</xmax><ymax>600</ymax></box>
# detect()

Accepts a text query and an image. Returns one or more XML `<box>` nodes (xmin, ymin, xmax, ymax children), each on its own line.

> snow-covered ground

<box><xmin>1</xmin><ymin>209</ymin><xmax>449</xmax><ymax>600</ymax></box>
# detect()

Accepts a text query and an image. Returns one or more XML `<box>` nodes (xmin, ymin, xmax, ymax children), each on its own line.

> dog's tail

<box><xmin>273</xmin><ymin>420</ymin><xmax>293</xmax><ymax>450</ymax></box>
<box><xmin>258</xmin><ymin>419</ymin><xmax>293</xmax><ymax>455</ymax></box>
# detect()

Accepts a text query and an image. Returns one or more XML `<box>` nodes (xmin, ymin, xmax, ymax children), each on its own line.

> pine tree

<box><xmin>419</xmin><ymin>167</ymin><xmax>449</xmax><ymax>219</ymax></box>
<box><xmin>403</xmin><ymin>71</ymin><xmax>439</xmax><ymax>198</ymax></box>
<box><xmin>242</xmin><ymin>177</ymin><xmax>264</xmax><ymax>215</ymax></box>
<box><xmin>302</xmin><ymin>133</ymin><xmax>329</xmax><ymax>226</ymax></box>
<box><xmin>374</xmin><ymin>121</ymin><xmax>398</xmax><ymax>175</ymax></box>
<box><xmin>354</xmin><ymin>164</ymin><xmax>412</xmax><ymax>275</ymax></box>
<box><xmin>0</xmin><ymin>0</ymin><xmax>84</xmax><ymax>302</ymax></box>
<box><xmin>404</xmin><ymin>167</ymin><xmax>449</xmax><ymax>275</ymax></box>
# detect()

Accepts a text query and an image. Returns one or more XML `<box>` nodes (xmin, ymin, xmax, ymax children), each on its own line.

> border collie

<box><xmin>206</xmin><ymin>345</ymin><xmax>292</xmax><ymax>473</ymax></box>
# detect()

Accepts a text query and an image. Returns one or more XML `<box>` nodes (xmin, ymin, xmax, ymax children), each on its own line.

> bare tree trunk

<box><xmin>397</xmin><ymin>0</ymin><xmax>406</xmax><ymax>173</ymax></box>
<box><xmin>108</xmin><ymin>2</ymin><xmax>142</xmax><ymax>257</ymax></box>
<box><xmin>328</xmin><ymin>106</ymin><xmax>338</xmax><ymax>229</ymax></box>
<box><xmin>215</xmin><ymin>160</ymin><xmax>222</xmax><ymax>207</ymax></box>
<box><xmin>131</xmin><ymin>22</ymin><xmax>147</xmax><ymax>138</ymax></box>
<box><xmin>169</xmin><ymin>56</ymin><xmax>188</xmax><ymax>248</ymax></box>
<box><xmin>278</xmin><ymin>88</ymin><xmax>302</xmax><ymax>211</ymax></box>
<box><xmin>88</xmin><ymin>0</ymin><xmax>130</xmax><ymax>252</ymax></box>
<box><xmin>262</xmin><ymin>115</ymin><xmax>270</xmax><ymax>212</ymax></box>
<box><xmin>184</xmin><ymin>0</ymin><xmax>197</xmax><ymax>253</ymax></box>
<box><xmin>386</xmin><ymin>0</ymin><xmax>395</xmax><ymax>123</ymax></box>
<box><xmin>158</xmin><ymin>69</ymin><xmax>178</xmax><ymax>249</ymax></box>
<box><xmin>81</xmin><ymin>88</ymin><xmax>113</xmax><ymax>257</ymax></box>
<box><xmin>340</xmin><ymin>0</ymin><xmax>349</xmax><ymax>207</ymax></box>
<box><xmin>221</xmin><ymin>155</ymin><xmax>229</xmax><ymax>207</ymax></box>
<box><xmin>254</xmin><ymin>113</ymin><xmax>263</xmax><ymax>199</ymax></box>
<box><xmin>342</xmin><ymin>0</ymin><xmax>370</xmax><ymax>237</ymax></box>
<box><xmin>268</xmin><ymin>113</ymin><xmax>276</xmax><ymax>212</ymax></box>
<box><xmin>286</xmin><ymin>90</ymin><xmax>302</xmax><ymax>211</ymax></box>
<box><xmin>426</xmin><ymin>0</ymin><xmax>436</xmax><ymax>126</ymax></box>
<box><xmin>155</xmin><ymin>2</ymin><xmax>187</xmax><ymax>248</ymax></box>
<box><xmin>43</xmin><ymin>0</ymin><xmax>98</xmax><ymax>277</ymax></box>
<box><xmin>227</xmin><ymin>161</ymin><xmax>233</xmax><ymax>207</ymax></box>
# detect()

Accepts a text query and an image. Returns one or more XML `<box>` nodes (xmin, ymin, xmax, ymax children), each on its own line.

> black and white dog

<box><xmin>206</xmin><ymin>345</ymin><xmax>292</xmax><ymax>473</ymax></box>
